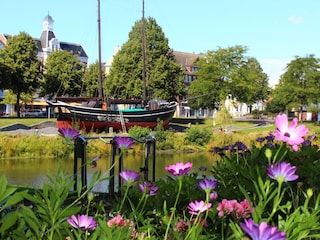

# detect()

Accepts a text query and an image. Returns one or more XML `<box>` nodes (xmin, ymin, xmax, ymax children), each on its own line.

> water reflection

<box><xmin>0</xmin><ymin>152</ymin><xmax>219</xmax><ymax>192</ymax></box>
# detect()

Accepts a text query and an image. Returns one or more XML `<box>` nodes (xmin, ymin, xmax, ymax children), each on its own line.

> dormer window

<box><xmin>49</xmin><ymin>38</ymin><xmax>60</xmax><ymax>51</ymax></box>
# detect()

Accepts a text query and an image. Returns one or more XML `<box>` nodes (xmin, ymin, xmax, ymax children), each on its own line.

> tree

<box><xmin>0</xmin><ymin>32</ymin><xmax>41</xmax><ymax>117</ymax></box>
<box><xmin>265</xmin><ymin>97</ymin><xmax>286</xmax><ymax>114</ymax></box>
<box><xmin>105</xmin><ymin>17</ymin><xmax>184</xmax><ymax>101</ymax></box>
<box><xmin>274</xmin><ymin>55</ymin><xmax>320</xmax><ymax>113</ymax></box>
<box><xmin>0</xmin><ymin>62</ymin><xmax>12</xmax><ymax>88</ymax></box>
<box><xmin>81</xmin><ymin>61</ymin><xmax>104</xmax><ymax>97</ymax></box>
<box><xmin>232</xmin><ymin>57</ymin><xmax>269</xmax><ymax>108</ymax></box>
<box><xmin>188</xmin><ymin>46</ymin><xmax>269</xmax><ymax>110</ymax></box>
<box><xmin>41</xmin><ymin>50</ymin><xmax>84</xmax><ymax>98</ymax></box>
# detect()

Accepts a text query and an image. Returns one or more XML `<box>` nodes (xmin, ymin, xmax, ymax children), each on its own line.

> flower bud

<box><xmin>307</xmin><ymin>188</ymin><xmax>313</xmax><ymax>198</ymax></box>
<box><xmin>265</xmin><ymin>148</ymin><xmax>272</xmax><ymax>161</ymax></box>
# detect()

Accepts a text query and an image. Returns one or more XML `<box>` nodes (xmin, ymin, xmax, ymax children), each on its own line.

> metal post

<box><xmin>152</xmin><ymin>137</ymin><xmax>156</xmax><ymax>182</ymax></box>
<box><xmin>119</xmin><ymin>153</ymin><xmax>123</xmax><ymax>191</ymax></box>
<box><xmin>109</xmin><ymin>140</ymin><xmax>117</xmax><ymax>194</ymax></box>
<box><xmin>73</xmin><ymin>141</ymin><xmax>78</xmax><ymax>191</ymax></box>
<box><xmin>74</xmin><ymin>136</ymin><xmax>87</xmax><ymax>191</ymax></box>
<box><xmin>144</xmin><ymin>134</ymin><xmax>156</xmax><ymax>181</ymax></box>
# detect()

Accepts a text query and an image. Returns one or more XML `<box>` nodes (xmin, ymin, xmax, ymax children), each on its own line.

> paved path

<box><xmin>0</xmin><ymin>121</ymin><xmax>58</xmax><ymax>136</ymax></box>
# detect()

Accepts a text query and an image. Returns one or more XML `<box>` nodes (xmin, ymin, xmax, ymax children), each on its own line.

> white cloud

<box><xmin>259</xmin><ymin>58</ymin><xmax>291</xmax><ymax>87</ymax></box>
<box><xmin>288</xmin><ymin>15</ymin><xmax>304</xmax><ymax>24</ymax></box>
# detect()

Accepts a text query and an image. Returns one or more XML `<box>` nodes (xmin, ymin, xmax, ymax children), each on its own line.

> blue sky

<box><xmin>1</xmin><ymin>0</ymin><xmax>319</xmax><ymax>86</ymax></box>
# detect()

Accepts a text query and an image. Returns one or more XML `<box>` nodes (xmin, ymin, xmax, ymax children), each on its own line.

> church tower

<box><xmin>40</xmin><ymin>14</ymin><xmax>60</xmax><ymax>62</ymax></box>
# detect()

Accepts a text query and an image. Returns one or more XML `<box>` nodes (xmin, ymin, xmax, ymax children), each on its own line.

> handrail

<box><xmin>73</xmin><ymin>134</ymin><xmax>156</xmax><ymax>194</ymax></box>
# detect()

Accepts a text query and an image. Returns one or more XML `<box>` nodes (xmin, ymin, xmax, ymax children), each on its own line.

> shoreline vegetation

<box><xmin>0</xmin><ymin>115</ymin><xmax>319</xmax><ymax>159</ymax></box>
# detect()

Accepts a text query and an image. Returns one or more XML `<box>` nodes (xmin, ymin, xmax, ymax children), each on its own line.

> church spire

<box><xmin>43</xmin><ymin>13</ymin><xmax>54</xmax><ymax>32</ymax></box>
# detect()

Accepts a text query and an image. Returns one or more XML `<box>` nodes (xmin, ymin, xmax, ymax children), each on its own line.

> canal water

<box><xmin>0</xmin><ymin>151</ymin><xmax>219</xmax><ymax>192</ymax></box>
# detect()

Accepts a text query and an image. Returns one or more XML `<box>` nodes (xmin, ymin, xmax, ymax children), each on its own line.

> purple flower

<box><xmin>113</xmin><ymin>136</ymin><xmax>135</xmax><ymax>150</ymax></box>
<box><xmin>302</xmin><ymin>140</ymin><xmax>311</xmax><ymax>147</ymax></box>
<box><xmin>120</xmin><ymin>170</ymin><xmax>140</xmax><ymax>184</ymax></box>
<box><xmin>210</xmin><ymin>191</ymin><xmax>218</xmax><ymax>202</ymax></box>
<box><xmin>256</xmin><ymin>137</ymin><xmax>265</xmax><ymax>143</ymax></box>
<box><xmin>91</xmin><ymin>155</ymin><xmax>101</xmax><ymax>168</ymax></box>
<box><xmin>240</xmin><ymin>218</ymin><xmax>286</xmax><ymax>240</ymax></box>
<box><xmin>138</xmin><ymin>182</ymin><xmax>159</xmax><ymax>196</ymax></box>
<box><xmin>212</xmin><ymin>146</ymin><xmax>222</xmax><ymax>153</ymax></box>
<box><xmin>58</xmin><ymin>127</ymin><xmax>80</xmax><ymax>140</ymax></box>
<box><xmin>267</xmin><ymin>162</ymin><xmax>298</xmax><ymax>183</ymax></box>
<box><xmin>199</xmin><ymin>166</ymin><xmax>207</xmax><ymax>171</ymax></box>
<box><xmin>265</xmin><ymin>133</ymin><xmax>275</xmax><ymax>142</ymax></box>
<box><xmin>308</xmin><ymin>134</ymin><xmax>316</xmax><ymax>140</ymax></box>
<box><xmin>165</xmin><ymin>162</ymin><xmax>193</xmax><ymax>176</ymax></box>
<box><xmin>233</xmin><ymin>141</ymin><xmax>248</xmax><ymax>151</ymax></box>
<box><xmin>274</xmin><ymin>114</ymin><xmax>308</xmax><ymax>151</ymax></box>
<box><xmin>187</xmin><ymin>200</ymin><xmax>212</xmax><ymax>215</ymax></box>
<box><xmin>67</xmin><ymin>214</ymin><xmax>97</xmax><ymax>230</ymax></box>
<box><xmin>198</xmin><ymin>178</ymin><xmax>218</xmax><ymax>192</ymax></box>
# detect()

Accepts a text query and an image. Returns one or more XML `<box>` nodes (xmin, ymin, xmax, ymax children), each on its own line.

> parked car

<box><xmin>25</xmin><ymin>109</ymin><xmax>45</xmax><ymax>117</ymax></box>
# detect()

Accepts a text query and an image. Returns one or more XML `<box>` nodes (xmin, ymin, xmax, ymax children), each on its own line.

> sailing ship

<box><xmin>47</xmin><ymin>0</ymin><xmax>177</xmax><ymax>132</ymax></box>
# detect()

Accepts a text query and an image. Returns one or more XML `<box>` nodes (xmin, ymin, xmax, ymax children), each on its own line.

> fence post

<box><xmin>109</xmin><ymin>139</ymin><xmax>117</xmax><ymax>194</ymax></box>
<box><xmin>144</xmin><ymin>134</ymin><xmax>156</xmax><ymax>181</ymax></box>
<box><xmin>73</xmin><ymin>136</ymin><xmax>88</xmax><ymax>191</ymax></box>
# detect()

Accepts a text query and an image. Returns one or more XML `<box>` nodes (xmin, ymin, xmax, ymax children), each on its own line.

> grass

<box><xmin>0</xmin><ymin>115</ymin><xmax>319</xmax><ymax>137</ymax></box>
<box><xmin>0</xmin><ymin>117</ymin><xmax>55</xmax><ymax>128</ymax></box>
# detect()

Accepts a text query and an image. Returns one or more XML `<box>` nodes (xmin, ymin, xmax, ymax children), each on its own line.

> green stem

<box><xmin>136</xmin><ymin>193</ymin><xmax>146</xmax><ymax>212</ymax></box>
<box><xmin>221</xmin><ymin>217</ymin><xmax>225</xmax><ymax>240</ymax></box>
<box><xmin>267</xmin><ymin>181</ymin><xmax>283</xmax><ymax>222</ymax></box>
<box><xmin>119</xmin><ymin>185</ymin><xmax>130</xmax><ymax>212</ymax></box>
<box><xmin>164</xmin><ymin>177</ymin><xmax>182</xmax><ymax>240</ymax></box>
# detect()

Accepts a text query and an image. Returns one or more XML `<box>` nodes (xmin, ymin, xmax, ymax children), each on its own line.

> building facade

<box><xmin>172</xmin><ymin>51</ymin><xmax>203</xmax><ymax>85</ymax></box>
<box><xmin>0</xmin><ymin>14</ymin><xmax>88</xmax><ymax>115</ymax></box>
<box><xmin>0</xmin><ymin>14</ymin><xmax>88</xmax><ymax>69</ymax></box>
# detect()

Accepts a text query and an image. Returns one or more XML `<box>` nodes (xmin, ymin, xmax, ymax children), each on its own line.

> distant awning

<box><xmin>26</xmin><ymin>101</ymin><xmax>48</xmax><ymax>106</ymax></box>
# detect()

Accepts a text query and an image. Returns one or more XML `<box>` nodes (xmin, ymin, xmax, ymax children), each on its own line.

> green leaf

<box><xmin>1</xmin><ymin>191</ymin><xmax>25</xmax><ymax>210</ymax></box>
<box><xmin>0</xmin><ymin>211</ymin><xmax>19</xmax><ymax>233</ymax></box>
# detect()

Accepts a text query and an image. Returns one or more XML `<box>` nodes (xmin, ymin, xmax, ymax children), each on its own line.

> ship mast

<box><xmin>142</xmin><ymin>0</ymin><xmax>147</xmax><ymax>101</ymax></box>
<box><xmin>97</xmin><ymin>0</ymin><xmax>103</xmax><ymax>99</ymax></box>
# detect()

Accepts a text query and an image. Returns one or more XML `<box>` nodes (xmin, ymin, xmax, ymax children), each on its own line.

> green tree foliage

<box><xmin>41</xmin><ymin>50</ymin><xmax>84</xmax><ymax>98</ymax></box>
<box><xmin>0</xmin><ymin>62</ymin><xmax>11</xmax><ymax>87</ymax></box>
<box><xmin>272</xmin><ymin>55</ymin><xmax>320</xmax><ymax>111</ymax></box>
<box><xmin>265</xmin><ymin>96</ymin><xmax>286</xmax><ymax>114</ymax></box>
<box><xmin>0</xmin><ymin>90</ymin><xmax>16</xmax><ymax>105</ymax></box>
<box><xmin>105</xmin><ymin>17</ymin><xmax>185</xmax><ymax>101</ymax></box>
<box><xmin>0</xmin><ymin>32</ymin><xmax>41</xmax><ymax>117</ymax></box>
<box><xmin>232</xmin><ymin>57</ymin><xmax>269</xmax><ymax>104</ymax></box>
<box><xmin>81</xmin><ymin>61</ymin><xmax>104</xmax><ymax>97</ymax></box>
<box><xmin>188</xmin><ymin>46</ymin><xmax>268</xmax><ymax>110</ymax></box>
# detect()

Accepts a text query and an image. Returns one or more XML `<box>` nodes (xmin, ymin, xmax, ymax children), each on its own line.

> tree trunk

<box><xmin>16</xmin><ymin>92</ymin><xmax>20</xmax><ymax>118</ymax></box>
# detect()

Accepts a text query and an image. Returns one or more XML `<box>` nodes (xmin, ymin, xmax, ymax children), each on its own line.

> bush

<box><xmin>185</xmin><ymin>125</ymin><xmax>212</xmax><ymax>146</ymax></box>
<box><xmin>127</xmin><ymin>126</ymin><xmax>151</xmax><ymax>140</ymax></box>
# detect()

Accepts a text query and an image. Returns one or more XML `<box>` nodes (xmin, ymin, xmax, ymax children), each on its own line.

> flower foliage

<box><xmin>113</xmin><ymin>136</ymin><xmax>135</xmax><ymax>150</ymax></box>
<box><xmin>67</xmin><ymin>214</ymin><xmax>97</xmax><ymax>230</ymax></box>
<box><xmin>240</xmin><ymin>218</ymin><xmax>286</xmax><ymax>240</ymax></box>
<box><xmin>138</xmin><ymin>182</ymin><xmax>159</xmax><ymax>196</ymax></box>
<box><xmin>187</xmin><ymin>200</ymin><xmax>212</xmax><ymax>215</ymax></box>
<box><xmin>198</xmin><ymin>178</ymin><xmax>218</xmax><ymax>192</ymax></box>
<box><xmin>2</xmin><ymin>113</ymin><xmax>320</xmax><ymax>239</ymax></box>
<box><xmin>274</xmin><ymin>114</ymin><xmax>308</xmax><ymax>151</ymax></box>
<box><xmin>267</xmin><ymin>161</ymin><xmax>298</xmax><ymax>183</ymax></box>
<box><xmin>120</xmin><ymin>170</ymin><xmax>140</xmax><ymax>184</ymax></box>
<box><xmin>217</xmin><ymin>199</ymin><xmax>254</xmax><ymax>219</ymax></box>
<box><xmin>58</xmin><ymin>127</ymin><xmax>80</xmax><ymax>140</ymax></box>
<box><xmin>165</xmin><ymin>162</ymin><xmax>193</xmax><ymax>176</ymax></box>
<box><xmin>107</xmin><ymin>214</ymin><xmax>134</xmax><ymax>228</ymax></box>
